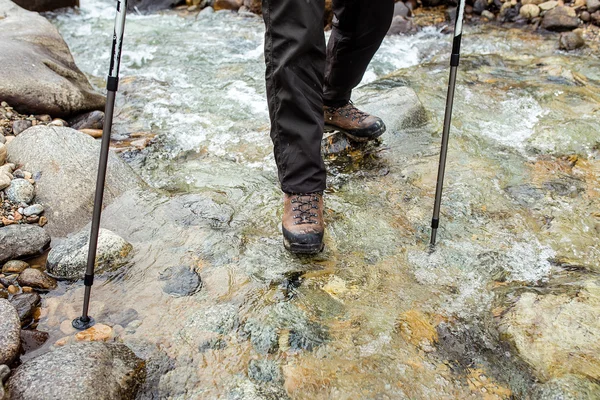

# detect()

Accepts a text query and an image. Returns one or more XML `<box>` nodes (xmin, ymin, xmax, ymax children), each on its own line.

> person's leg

<box><xmin>324</xmin><ymin>0</ymin><xmax>395</xmax><ymax>106</ymax></box>
<box><xmin>262</xmin><ymin>0</ymin><xmax>327</xmax><ymax>254</ymax></box>
<box><xmin>322</xmin><ymin>0</ymin><xmax>394</xmax><ymax>141</ymax></box>
<box><xmin>262</xmin><ymin>0</ymin><xmax>327</xmax><ymax>194</ymax></box>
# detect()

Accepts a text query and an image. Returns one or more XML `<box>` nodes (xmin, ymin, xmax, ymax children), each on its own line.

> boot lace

<box><xmin>326</xmin><ymin>101</ymin><xmax>369</xmax><ymax>123</ymax></box>
<box><xmin>291</xmin><ymin>193</ymin><xmax>320</xmax><ymax>225</ymax></box>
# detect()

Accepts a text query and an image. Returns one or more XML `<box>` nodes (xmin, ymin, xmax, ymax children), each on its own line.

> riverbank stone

<box><xmin>6</xmin><ymin>126</ymin><xmax>142</xmax><ymax>237</ymax></box>
<box><xmin>541</xmin><ymin>6</ymin><xmax>579</xmax><ymax>31</ymax></box>
<box><xmin>2</xmin><ymin>260</ymin><xmax>29</xmax><ymax>274</ymax></box>
<box><xmin>0</xmin><ymin>299</ymin><xmax>20</xmax><ymax>365</ymax></box>
<box><xmin>68</xmin><ymin>110</ymin><xmax>104</xmax><ymax>130</ymax></box>
<box><xmin>17</xmin><ymin>268</ymin><xmax>57</xmax><ymax>291</ymax></box>
<box><xmin>559</xmin><ymin>31</ymin><xmax>585</xmax><ymax>50</ymax></box>
<box><xmin>0</xmin><ymin>225</ymin><xmax>50</xmax><ymax>264</ymax></box>
<box><xmin>9</xmin><ymin>293</ymin><xmax>40</xmax><ymax>326</ymax></box>
<box><xmin>22</xmin><ymin>204</ymin><xmax>43</xmax><ymax>217</ymax></box>
<box><xmin>159</xmin><ymin>265</ymin><xmax>202</xmax><ymax>297</ymax></box>
<box><xmin>0</xmin><ymin>0</ymin><xmax>104</xmax><ymax>117</ymax></box>
<box><xmin>5</xmin><ymin>179</ymin><xmax>34</xmax><ymax>204</ymax></box>
<box><xmin>6</xmin><ymin>342</ymin><xmax>146</xmax><ymax>400</ymax></box>
<box><xmin>46</xmin><ymin>228</ymin><xmax>133</xmax><ymax>280</ymax></box>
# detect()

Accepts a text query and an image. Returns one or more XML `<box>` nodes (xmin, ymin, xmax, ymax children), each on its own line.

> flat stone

<box><xmin>6</xmin><ymin>342</ymin><xmax>145</xmax><ymax>400</ymax></box>
<box><xmin>5</xmin><ymin>178</ymin><xmax>34</xmax><ymax>204</ymax></box>
<box><xmin>22</xmin><ymin>204</ymin><xmax>43</xmax><ymax>217</ymax></box>
<box><xmin>2</xmin><ymin>260</ymin><xmax>29</xmax><ymax>274</ymax></box>
<box><xmin>19</xmin><ymin>329</ymin><xmax>48</xmax><ymax>353</ymax></box>
<box><xmin>9</xmin><ymin>292</ymin><xmax>41</xmax><ymax>326</ymax></box>
<box><xmin>46</xmin><ymin>228</ymin><xmax>133</xmax><ymax>280</ymax></box>
<box><xmin>11</xmin><ymin>120</ymin><xmax>32</xmax><ymax>136</ymax></box>
<box><xmin>0</xmin><ymin>225</ymin><xmax>50</xmax><ymax>264</ymax></box>
<box><xmin>75</xmin><ymin>323</ymin><xmax>114</xmax><ymax>342</ymax></box>
<box><xmin>159</xmin><ymin>265</ymin><xmax>202</xmax><ymax>297</ymax></box>
<box><xmin>0</xmin><ymin>298</ymin><xmax>20</xmax><ymax>364</ymax></box>
<box><xmin>539</xmin><ymin>0</ymin><xmax>558</xmax><ymax>10</ymax></box>
<box><xmin>17</xmin><ymin>268</ymin><xmax>57</xmax><ymax>291</ymax></box>
<box><xmin>67</xmin><ymin>110</ymin><xmax>104</xmax><ymax>130</ymax></box>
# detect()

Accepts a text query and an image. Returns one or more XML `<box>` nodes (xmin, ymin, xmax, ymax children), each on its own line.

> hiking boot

<box><xmin>324</xmin><ymin>102</ymin><xmax>386</xmax><ymax>142</ymax></box>
<box><xmin>282</xmin><ymin>192</ymin><xmax>324</xmax><ymax>254</ymax></box>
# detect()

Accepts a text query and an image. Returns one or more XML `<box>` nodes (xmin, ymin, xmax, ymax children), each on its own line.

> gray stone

<box><xmin>541</xmin><ymin>6</ymin><xmax>579</xmax><ymax>31</ymax></box>
<box><xmin>6</xmin><ymin>126</ymin><xmax>142</xmax><ymax>237</ymax></box>
<box><xmin>11</xmin><ymin>120</ymin><xmax>32</xmax><ymax>136</ymax></box>
<box><xmin>5</xmin><ymin>179</ymin><xmax>34</xmax><ymax>204</ymax></box>
<box><xmin>17</xmin><ymin>268</ymin><xmax>57</xmax><ymax>291</ymax></box>
<box><xmin>559</xmin><ymin>31</ymin><xmax>585</xmax><ymax>50</ymax></box>
<box><xmin>539</xmin><ymin>0</ymin><xmax>559</xmax><ymax>10</ymax></box>
<box><xmin>22</xmin><ymin>204</ymin><xmax>43</xmax><ymax>217</ymax></box>
<box><xmin>532</xmin><ymin>374</ymin><xmax>600</xmax><ymax>399</ymax></box>
<box><xmin>0</xmin><ymin>299</ymin><xmax>20</xmax><ymax>365</ymax></box>
<box><xmin>1</xmin><ymin>260</ymin><xmax>29</xmax><ymax>274</ymax></box>
<box><xmin>393</xmin><ymin>1</ymin><xmax>410</xmax><ymax>17</ymax></box>
<box><xmin>8</xmin><ymin>293</ymin><xmax>40</xmax><ymax>325</ymax></box>
<box><xmin>67</xmin><ymin>110</ymin><xmax>104</xmax><ymax>130</ymax></box>
<box><xmin>0</xmin><ymin>134</ymin><xmax>5</xmax><ymax>144</ymax></box>
<box><xmin>159</xmin><ymin>265</ymin><xmax>202</xmax><ymax>297</ymax></box>
<box><xmin>19</xmin><ymin>329</ymin><xmax>49</xmax><ymax>353</ymax></box>
<box><xmin>474</xmin><ymin>0</ymin><xmax>487</xmax><ymax>14</ymax></box>
<box><xmin>0</xmin><ymin>225</ymin><xmax>50</xmax><ymax>264</ymax></box>
<box><xmin>46</xmin><ymin>228</ymin><xmax>133</xmax><ymax>280</ymax></box>
<box><xmin>6</xmin><ymin>342</ymin><xmax>145</xmax><ymax>400</ymax></box>
<box><xmin>243</xmin><ymin>318</ymin><xmax>279</xmax><ymax>354</ymax></box>
<box><xmin>247</xmin><ymin>359</ymin><xmax>282</xmax><ymax>383</ymax></box>
<box><xmin>588</xmin><ymin>0</ymin><xmax>600</xmax><ymax>13</ymax></box>
<box><xmin>387</xmin><ymin>15</ymin><xmax>415</xmax><ymax>35</ymax></box>
<box><xmin>0</xmin><ymin>0</ymin><xmax>104</xmax><ymax>117</ymax></box>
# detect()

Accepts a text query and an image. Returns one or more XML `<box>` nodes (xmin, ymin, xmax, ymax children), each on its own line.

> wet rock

<box><xmin>9</xmin><ymin>292</ymin><xmax>41</xmax><ymax>326</ymax></box>
<box><xmin>100</xmin><ymin>307</ymin><xmax>139</xmax><ymax>328</ymax></box>
<box><xmin>6</xmin><ymin>342</ymin><xmax>146</xmax><ymax>400</ymax></box>
<box><xmin>185</xmin><ymin>304</ymin><xmax>239</xmax><ymax>335</ymax></box>
<box><xmin>393</xmin><ymin>1</ymin><xmax>411</xmax><ymax>17</ymax></box>
<box><xmin>559</xmin><ymin>31</ymin><xmax>585</xmax><ymax>50</ymax></box>
<box><xmin>0</xmin><ymin>298</ymin><xmax>20</xmax><ymax>364</ymax></box>
<box><xmin>19</xmin><ymin>329</ymin><xmax>48</xmax><ymax>353</ymax></box>
<box><xmin>11</xmin><ymin>119</ymin><xmax>31</xmax><ymax>135</ymax></box>
<box><xmin>243</xmin><ymin>0</ymin><xmax>261</xmax><ymax>13</ymax></box>
<box><xmin>159</xmin><ymin>265</ymin><xmax>202</xmax><ymax>297</ymax></box>
<box><xmin>248</xmin><ymin>359</ymin><xmax>282</xmax><ymax>383</ymax></box>
<box><xmin>46</xmin><ymin>228</ymin><xmax>132</xmax><ymax>280</ymax></box>
<box><xmin>0</xmin><ymin>225</ymin><xmax>50</xmax><ymax>264</ymax></box>
<box><xmin>17</xmin><ymin>268</ymin><xmax>57</xmax><ymax>291</ymax></box>
<box><xmin>587</xmin><ymin>0</ymin><xmax>600</xmax><ymax>12</ymax></box>
<box><xmin>505</xmin><ymin>183</ymin><xmax>544</xmax><ymax>207</ymax></box>
<box><xmin>387</xmin><ymin>15</ymin><xmax>415</xmax><ymax>35</ymax></box>
<box><xmin>267</xmin><ymin>302</ymin><xmax>328</xmax><ymax>351</ymax></box>
<box><xmin>243</xmin><ymin>318</ymin><xmax>279</xmax><ymax>354</ymax></box>
<box><xmin>520</xmin><ymin>3</ymin><xmax>541</xmax><ymax>18</ymax></box>
<box><xmin>68</xmin><ymin>110</ymin><xmax>104</xmax><ymax>130</ymax></box>
<box><xmin>474</xmin><ymin>0</ymin><xmax>487</xmax><ymax>14</ymax></box>
<box><xmin>22</xmin><ymin>204</ymin><xmax>43</xmax><ymax>217</ymax></box>
<box><xmin>2</xmin><ymin>260</ymin><xmax>29</xmax><ymax>274</ymax></box>
<box><xmin>11</xmin><ymin>0</ymin><xmax>77</xmax><ymax>12</ymax></box>
<box><xmin>498</xmin><ymin>282</ymin><xmax>600</xmax><ymax>381</ymax></box>
<box><xmin>532</xmin><ymin>374</ymin><xmax>600</xmax><ymax>399</ymax></box>
<box><xmin>6</xmin><ymin>126</ymin><xmax>142</xmax><ymax>237</ymax></box>
<box><xmin>213</xmin><ymin>0</ymin><xmax>242</xmax><ymax>11</ymax></box>
<box><xmin>75</xmin><ymin>324</ymin><xmax>114</xmax><ymax>342</ymax></box>
<box><xmin>5</xmin><ymin>178</ymin><xmax>34</xmax><ymax>204</ymax></box>
<box><xmin>0</xmin><ymin>0</ymin><xmax>104</xmax><ymax>117</ymax></box>
<box><xmin>541</xmin><ymin>6</ymin><xmax>579</xmax><ymax>31</ymax></box>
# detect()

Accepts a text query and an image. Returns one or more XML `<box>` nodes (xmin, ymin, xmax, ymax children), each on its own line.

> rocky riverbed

<box><xmin>0</xmin><ymin>0</ymin><xmax>599</xmax><ymax>398</ymax></box>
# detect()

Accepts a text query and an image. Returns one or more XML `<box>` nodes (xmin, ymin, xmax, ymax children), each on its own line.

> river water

<box><xmin>40</xmin><ymin>2</ymin><xmax>600</xmax><ymax>399</ymax></box>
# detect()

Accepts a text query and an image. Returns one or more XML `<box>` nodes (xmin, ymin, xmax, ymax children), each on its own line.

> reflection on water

<box><xmin>40</xmin><ymin>2</ymin><xmax>600</xmax><ymax>398</ymax></box>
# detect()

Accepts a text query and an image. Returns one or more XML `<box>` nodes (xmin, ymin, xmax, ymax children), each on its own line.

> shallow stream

<box><xmin>38</xmin><ymin>2</ymin><xmax>600</xmax><ymax>398</ymax></box>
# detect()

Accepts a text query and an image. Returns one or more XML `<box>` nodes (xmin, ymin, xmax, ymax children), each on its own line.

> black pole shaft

<box><xmin>430</xmin><ymin>0</ymin><xmax>465</xmax><ymax>247</ymax></box>
<box><xmin>73</xmin><ymin>0</ymin><xmax>127</xmax><ymax>330</ymax></box>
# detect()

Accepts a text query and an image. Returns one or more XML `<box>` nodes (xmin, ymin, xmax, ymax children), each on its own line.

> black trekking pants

<box><xmin>262</xmin><ymin>0</ymin><xmax>394</xmax><ymax>194</ymax></box>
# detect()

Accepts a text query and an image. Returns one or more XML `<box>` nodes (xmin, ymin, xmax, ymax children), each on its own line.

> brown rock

<box><xmin>17</xmin><ymin>268</ymin><xmax>57</xmax><ymax>291</ymax></box>
<box><xmin>559</xmin><ymin>31</ymin><xmax>585</xmax><ymax>50</ymax></box>
<box><xmin>541</xmin><ymin>6</ymin><xmax>579</xmax><ymax>30</ymax></box>
<box><xmin>242</xmin><ymin>0</ymin><xmax>260</xmax><ymax>13</ymax></box>
<box><xmin>7</xmin><ymin>285</ymin><xmax>18</xmax><ymax>295</ymax></box>
<box><xmin>75</xmin><ymin>323</ymin><xmax>114</xmax><ymax>342</ymax></box>
<box><xmin>2</xmin><ymin>260</ymin><xmax>29</xmax><ymax>274</ymax></box>
<box><xmin>20</xmin><ymin>329</ymin><xmax>49</xmax><ymax>353</ymax></box>
<box><xmin>38</xmin><ymin>216</ymin><xmax>47</xmax><ymax>227</ymax></box>
<box><xmin>213</xmin><ymin>0</ymin><xmax>242</xmax><ymax>11</ymax></box>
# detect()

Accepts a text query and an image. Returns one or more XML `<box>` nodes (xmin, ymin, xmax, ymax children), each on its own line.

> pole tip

<box><xmin>72</xmin><ymin>316</ymin><xmax>95</xmax><ymax>330</ymax></box>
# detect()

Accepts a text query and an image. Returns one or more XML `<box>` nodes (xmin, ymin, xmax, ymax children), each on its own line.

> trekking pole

<box><xmin>73</xmin><ymin>0</ymin><xmax>128</xmax><ymax>330</ymax></box>
<box><xmin>429</xmin><ymin>0</ymin><xmax>466</xmax><ymax>247</ymax></box>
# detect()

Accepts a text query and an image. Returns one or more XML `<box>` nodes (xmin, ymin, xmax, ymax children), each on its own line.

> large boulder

<box><xmin>6</xmin><ymin>126</ymin><xmax>142</xmax><ymax>237</ymax></box>
<box><xmin>11</xmin><ymin>0</ymin><xmax>78</xmax><ymax>12</ymax></box>
<box><xmin>0</xmin><ymin>225</ymin><xmax>50</xmax><ymax>264</ymax></box>
<box><xmin>6</xmin><ymin>342</ymin><xmax>146</xmax><ymax>400</ymax></box>
<box><xmin>0</xmin><ymin>0</ymin><xmax>105</xmax><ymax>117</ymax></box>
<box><xmin>0</xmin><ymin>299</ymin><xmax>20</xmax><ymax>365</ymax></box>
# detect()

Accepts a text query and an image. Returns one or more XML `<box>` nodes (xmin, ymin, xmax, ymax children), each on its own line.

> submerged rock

<box><xmin>0</xmin><ymin>299</ymin><xmax>20</xmax><ymax>365</ymax></box>
<box><xmin>8</xmin><ymin>292</ymin><xmax>41</xmax><ymax>326</ymax></box>
<box><xmin>6</xmin><ymin>342</ymin><xmax>146</xmax><ymax>400</ymax></box>
<box><xmin>559</xmin><ymin>31</ymin><xmax>585</xmax><ymax>51</ymax></box>
<box><xmin>67</xmin><ymin>110</ymin><xmax>104</xmax><ymax>130</ymax></box>
<box><xmin>7</xmin><ymin>126</ymin><xmax>142</xmax><ymax>237</ymax></box>
<box><xmin>46</xmin><ymin>228</ymin><xmax>133</xmax><ymax>280</ymax></box>
<box><xmin>0</xmin><ymin>225</ymin><xmax>50</xmax><ymax>264</ymax></box>
<box><xmin>159</xmin><ymin>265</ymin><xmax>202</xmax><ymax>297</ymax></box>
<box><xmin>0</xmin><ymin>0</ymin><xmax>104</xmax><ymax>117</ymax></box>
<box><xmin>17</xmin><ymin>268</ymin><xmax>57</xmax><ymax>291</ymax></box>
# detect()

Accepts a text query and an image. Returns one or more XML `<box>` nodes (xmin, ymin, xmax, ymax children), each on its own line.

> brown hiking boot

<box><xmin>324</xmin><ymin>102</ymin><xmax>386</xmax><ymax>142</ymax></box>
<box><xmin>282</xmin><ymin>192</ymin><xmax>324</xmax><ymax>254</ymax></box>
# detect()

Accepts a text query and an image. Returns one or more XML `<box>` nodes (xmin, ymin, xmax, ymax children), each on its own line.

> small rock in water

<box><xmin>0</xmin><ymin>298</ymin><xmax>21</xmax><ymax>365</ymax></box>
<box><xmin>159</xmin><ymin>265</ymin><xmax>202</xmax><ymax>297</ymax></box>
<box><xmin>5</xmin><ymin>179</ymin><xmax>35</xmax><ymax>204</ymax></box>
<box><xmin>17</xmin><ymin>268</ymin><xmax>57</xmax><ymax>291</ymax></box>
<box><xmin>68</xmin><ymin>110</ymin><xmax>104</xmax><ymax>130</ymax></box>
<box><xmin>387</xmin><ymin>15</ymin><xmax>415</xmax><ymax>35</ymax></box>
<box><xmin>559</xmin><ymin>31</ymin><xmax>585</xmax><ymax>50</ymax></box>
<box><xmin>2</xmin><ymin>260</ymin><xmax>29</xmax><ymax>274</ymax></box>
<box><xmin>46</xmin><ymin>228</ymin><xmax>133</xmax><ymax>280</ymax></box>
<box><xmin>20</xmin><ymin>329</ymin><xmax>49</xmax><ymax>353</ymax></box>
<box><xmin>9</xmin><ymin>293</ymin><xmax>41</xmax><ymax>326</ymax></box>
<box><xmin>11</xmin><ymin>120</ymin><xmax>32</xmax><ymax>136</ymax></box>
<box><xmin>75</xmin><ymin>323</ymin><xmax>114</xmax><ymax>342</ymax></box>
<box><xmin>243</xmin><ymin>318</ymin><xmax>279</xmax><ymax>354</ymax></box>
<box><xmin>23</xmin><ymin>204</ymin><xmax>43</xmax><ymax>217</ymax></box>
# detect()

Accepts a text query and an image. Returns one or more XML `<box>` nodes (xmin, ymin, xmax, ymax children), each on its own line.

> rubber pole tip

<box><xmin>72</xmin><ymin>316</ymin><xmax>95</xmax><ymax>330</ymax></box>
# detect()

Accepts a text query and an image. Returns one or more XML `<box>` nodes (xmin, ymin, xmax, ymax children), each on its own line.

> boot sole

<box><xmin>283</xmin><ymin>238</ymin><xmax>325</xmax><ymax>255</ymax></box>
<box><xmin>324</xmin><ymin>124</ymin><xmax>386</xmax><ymax>143</ymax></box>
